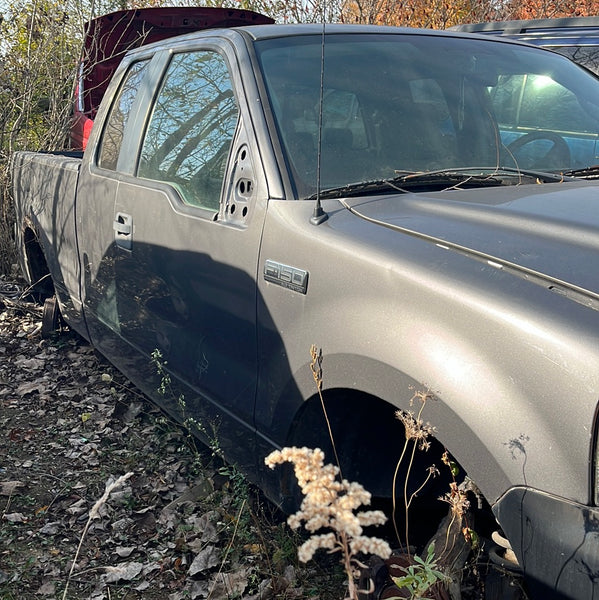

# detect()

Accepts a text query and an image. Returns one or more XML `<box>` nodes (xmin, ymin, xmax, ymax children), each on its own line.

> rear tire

<box><xmin>41</xmin><ymin>296</ymin><xmax>61</xmax><ymax>338</ymax></box>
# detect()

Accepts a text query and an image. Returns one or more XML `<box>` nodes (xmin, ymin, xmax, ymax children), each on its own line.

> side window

<box><xmin>98</xmin><ymin>61</ymin><xmax>148</xmax><ymax>171</ymax></box>
<box><xmin>138</xmin><ymin>50</ymin><xmax>238</xmax><ymax>211</ymax></box>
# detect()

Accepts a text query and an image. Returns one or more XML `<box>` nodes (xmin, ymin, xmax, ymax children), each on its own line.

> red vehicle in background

<box><xmin>72</xmin><ymin>6</ymin><xmax>273</xmax><ymax>149</ymax></box>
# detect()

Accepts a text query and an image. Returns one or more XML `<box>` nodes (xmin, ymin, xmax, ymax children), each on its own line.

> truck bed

<box><xmin>11</xmin><ymin>151</ymin><xmax>84</xmax><ymax>326</ymax></box>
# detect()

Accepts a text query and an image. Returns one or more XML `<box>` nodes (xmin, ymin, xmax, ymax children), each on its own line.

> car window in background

<box><xmin>492</xmin><ymin>73</ymin><xmax>598</xmax><ymax>132</ymax></box>
<box><xmin>553</xmin><ymin>46</ymin><xmax>599</xmax><ymax>75</ymax></box>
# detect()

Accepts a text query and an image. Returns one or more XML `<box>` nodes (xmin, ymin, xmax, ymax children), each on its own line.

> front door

<box><xmin>86</xmin><ymin>45</ymin><xmax>265</xmax><ymax>470</ymax></box>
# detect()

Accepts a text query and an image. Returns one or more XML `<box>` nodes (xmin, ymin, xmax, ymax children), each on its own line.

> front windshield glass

<box><xmin>255</xmin><ymin>33</ymin><xmax>599</xmax><ymax>197</ymax></box>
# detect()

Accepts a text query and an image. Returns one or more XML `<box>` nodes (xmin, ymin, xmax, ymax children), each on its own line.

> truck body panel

<box><xmin>11</xmin><ymin>151</ymin><xmax>85</xmax><ymax>329</ymax></box>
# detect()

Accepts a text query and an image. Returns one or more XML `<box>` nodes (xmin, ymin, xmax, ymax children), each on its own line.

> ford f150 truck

<box><xmin>11</xmin><ymin>23</ymin><xmax>599</xmax><ymax>599</ymax></box>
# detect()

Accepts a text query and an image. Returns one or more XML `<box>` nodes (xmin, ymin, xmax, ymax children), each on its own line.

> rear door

<box><xmin>77</xmin><ymin>58</ymin><xmax>150</xmax><ymax>346</ymax></box>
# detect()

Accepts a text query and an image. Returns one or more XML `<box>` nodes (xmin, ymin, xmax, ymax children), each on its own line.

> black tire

<box><xmin>41</xmin><ymin>296</ymin><xmax>61</xmax><ymax>338</ymax></box>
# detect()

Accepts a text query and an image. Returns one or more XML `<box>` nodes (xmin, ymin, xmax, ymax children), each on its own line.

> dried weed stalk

<box><xmin>265</xmin><ymin>446</ymin><xmax>391</xmax><ymax>600</ymax></box>
<box><xmin>270</xmin><ymin>346</ymin><xmax>391</xmax><ymax>598</ymax></box>
<box><xmin>438</xmin><ymin>451</ymin><xmax>472</xmax><ymax>558</ymax></box>
<box><xmin>62</xmin><ymin>472</ymin><xmax>134</xmax><ymax>600</ymax></box>
<box><xmin>392</xmin><ymin>389</ymin><xmax>438</xmax><ymax>555</ymax></box>
<box><xmin>310</xmin><ymin>344</ymin><xmax>342</xmax><ymax>476</ymax></box>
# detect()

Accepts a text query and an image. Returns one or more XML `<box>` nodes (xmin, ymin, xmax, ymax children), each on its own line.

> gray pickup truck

<box><xmin>11</xmin><ymin>22</ymin><xmax>599</xmax><ymax>599</ymax></box>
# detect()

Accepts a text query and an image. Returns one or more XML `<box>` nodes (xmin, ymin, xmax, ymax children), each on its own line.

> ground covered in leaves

<box><xmin>0</xmin><ymin>284</ymin><xmax>343</xmax><ymax>600</ymax></box>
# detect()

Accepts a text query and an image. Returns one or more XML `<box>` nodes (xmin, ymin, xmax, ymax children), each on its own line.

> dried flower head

<box><xmin>265</xmin><ymin>446</ymin><xmax>392</xmax><ymax>567</ymax></box>
<box><xmin>395</xmin><ymin>410</ymin><xmax>436</xmax><ymax>449</ymax></box>
<box><xmin>410</xmin><ymin>388</ymin><xmax>435</xmax><ymax>405</ymax></box>
<box><xmin>310</xmin><ymin>345</ymin><xmax>324</xmax><ymax>391</ymax></box>
<box><xmin>439</xmin><ymin>481</ymin><xmax>470</xmax><ymax>518</ymax></box>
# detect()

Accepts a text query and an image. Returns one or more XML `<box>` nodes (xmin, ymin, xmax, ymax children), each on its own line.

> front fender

<box><xmin>256</xmin><ymin>200</ymin><xmax>599</xmax><ymax>508</ymax></box>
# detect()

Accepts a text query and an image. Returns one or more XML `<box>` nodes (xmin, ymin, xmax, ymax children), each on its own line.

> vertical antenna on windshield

<box><xmin>310</xmin><ymin>6</ymin><xmax>329</xmax><ymax>225</ymax></box>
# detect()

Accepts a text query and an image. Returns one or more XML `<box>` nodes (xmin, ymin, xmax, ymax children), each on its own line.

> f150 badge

<box><xmin>264</xmin><ymin>260</ymin><xmax>308</xmax><ymax>294</ymax></box>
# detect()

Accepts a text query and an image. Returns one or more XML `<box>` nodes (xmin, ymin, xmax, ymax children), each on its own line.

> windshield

<box><xmin>255</xmin><ymin>33</ymin><xmax>599</xmax><ymax>197</ymax></box>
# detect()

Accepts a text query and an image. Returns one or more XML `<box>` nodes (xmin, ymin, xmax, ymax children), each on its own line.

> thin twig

<box><xmin>310</xmin><ymin>344</ymin><xmax>343</xmax><ymax>478</ymax></box>
<box><xmin>1</xmin><ymin>486</ymin><xmax>15</xmax><ymax>519</ymax></box>
<box><xmin>207</xmin><ymin>497</ymin><xmax>247</xmax><ymax>600</ymax></box>
<box><xmin>62</xmin><ymin>472</ymin><xmax>133</xmax><ymax>600</ymax></box>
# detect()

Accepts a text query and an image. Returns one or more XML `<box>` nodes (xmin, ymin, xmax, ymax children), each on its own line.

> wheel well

<box><xmin>287</xmin><ymin>388</ymin><xmax>451</xmax><ymax>501</ymax></box>
<box><xmin>23</xmin><ymin>228</ymin><xmax>54</xmax><ymax>300</ymax></box>
<box><xmin>284</xmin><ymin>388</ymin><xmax>496</xmax><ymax>547</ymax></box>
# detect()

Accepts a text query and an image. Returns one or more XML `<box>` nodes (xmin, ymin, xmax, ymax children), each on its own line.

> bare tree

<box><xmin>340</xmin><ymin>0</ymin><xmax>599</xmax><ymax>27</ymax></box>
<box><xmin>0</xmin><ymin>0</ymin><xmax>91</xmax><ymax>273</ymax></box>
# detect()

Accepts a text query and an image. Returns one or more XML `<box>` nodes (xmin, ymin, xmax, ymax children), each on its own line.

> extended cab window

<box><xmin>138</xmin><ymin>50</ymin><xmax>238</xmax><ymax>211</ymax></box>
<box><xmin>98</xmin><ymin>60</ymin><xmax>148</xmax><ymax>171</ymax></box>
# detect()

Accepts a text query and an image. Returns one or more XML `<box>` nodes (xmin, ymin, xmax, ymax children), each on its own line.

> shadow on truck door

<box><xmin>81</xmin><ymin>236</ymin><xmax>267</xmax><ymax>484</ymax></box>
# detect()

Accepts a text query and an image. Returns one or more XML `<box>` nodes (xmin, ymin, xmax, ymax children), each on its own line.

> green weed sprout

<box><xmin>389</xmin><ymin>542</ymin><xmax>448</xmax><ymax>600</ymax></box>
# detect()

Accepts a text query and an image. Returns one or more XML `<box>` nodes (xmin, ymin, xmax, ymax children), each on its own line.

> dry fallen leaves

<box><xmin>0</xmin><ymin>290</ymin><xmax>319</xmax><ymax>600</ymax></box>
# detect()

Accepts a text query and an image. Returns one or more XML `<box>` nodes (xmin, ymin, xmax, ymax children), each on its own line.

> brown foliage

<box><xmin>341</xmin><ymin>0</ymin><xmax>599</xmax><ymax>28</ymax></box>
<box><xmin>506</xmin><ymin>0</ymin><xmax>599</xmax><ymax>20</ymax></box>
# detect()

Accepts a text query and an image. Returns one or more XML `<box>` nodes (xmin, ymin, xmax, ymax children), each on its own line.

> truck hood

<box><xmin>342</xmin><ymin>181</ymin><xmax>599</xmax><ymax>306</ymax></box>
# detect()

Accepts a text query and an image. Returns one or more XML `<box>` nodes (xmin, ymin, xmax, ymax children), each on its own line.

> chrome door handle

<box><xmin>113</xmin><ymin>212</ymin><xmax>132</xmax><ymax>250</ymax></box>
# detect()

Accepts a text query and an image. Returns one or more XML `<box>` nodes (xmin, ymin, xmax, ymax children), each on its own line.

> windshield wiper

<box><xmin>472</xmin><ymin>166</ymin><xmax>574</xmax><ymax>182</ymax></box>
<box><xmin>309</xmin><ymin>166</ymin><xmax>567</xmax><ymax>200</ymax></box>
<box><xmin>311</xmin><ymin>170</ymin><xmax>503</xmax><ymax>200</ymax></box>
<box><xmin>394</xmin><ymin>166</ymin><xmax>571</xmax><ymax>183</ymax></box>
<box><xmin>561</xmin><ymin>165</ymin><xmax>599</xmax><ymax>179</ymax></box>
